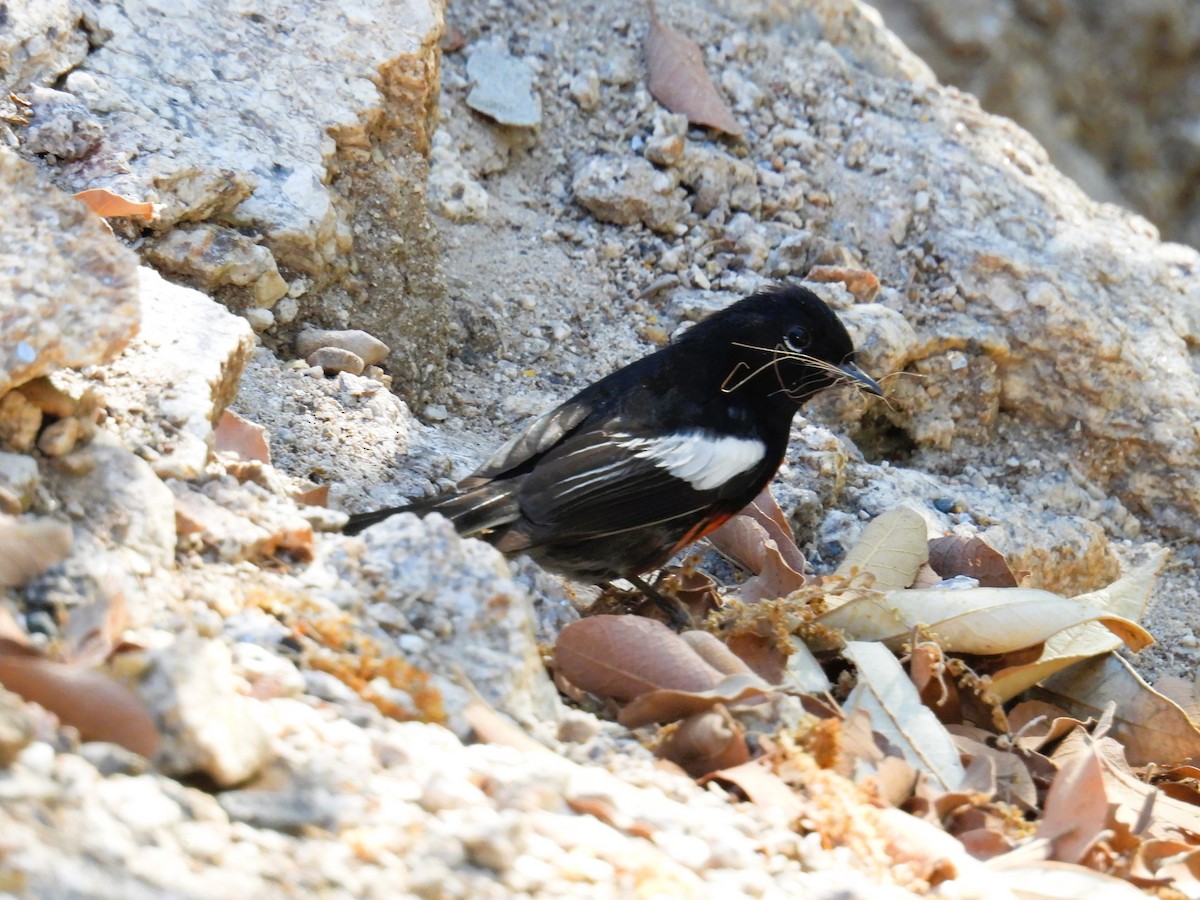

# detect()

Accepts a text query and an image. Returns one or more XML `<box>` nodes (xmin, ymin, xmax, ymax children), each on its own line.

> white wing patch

<box><xmin>619</xmin><ymin>431</ymin><xmax>766</xmax><ymax>491</ymax></box>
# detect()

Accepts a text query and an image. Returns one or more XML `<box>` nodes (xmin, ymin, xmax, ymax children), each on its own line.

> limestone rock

<box><xmin>0</xmin><ymin>147</ymin><xmax>139</xmax><ymax>397</ymax></box>
<box><xmin>329</xmin><ymin>514</ymin><xmax>562</xmax><ymax>733</ymax></box>
<box><xmin>572</xmin><ymin>154</ymin><xmax>689</xmax><ymax>234</ymax></box>
<box><xmin>25</xmin><ymin>0</ymin><xmax>442</xmax><ymax>276</ymax></box>
<box><xmin>142</xmin><ymin>225</ymin><xmax>289</xmax><ymax>311</ymax></box>
<box><xmin>136</xmin><ymin>636</ymin><xmax>273</xmax><ymax>787</ymax></box>
<box><xmin>296</xmin><ymin>329</ymin><xmax>390</xmax><ymax>367</ymax></box>
<box><xmin>675</xmin><ymin>146</ymin><xmax>761</xmax><ymax>217</ymax></box>
<box><xmin>42</xmin><ymin>431</ymin><xmax>176</xmax><ymax>574</ymax></box>
<box><xmin>100</xmin><ymin>268</ymin><xmax>256</xmax><ymax>480</ymax></box>
<box><xmin>0</xmin><ymin>687</ymin><xmax>33</xmax><ymax>767</ymax></box>
<box><xmin>0</xmin><ymin>452</ymin><xmax>39</xmax><ymax>514</ymax></box>
<box><xmin>22</xmin><ymin>86</ymin><xmax>103</xmax><ymax>161</ymax></box>
<box><xmin>0</xmin><ymin>1</ymin><xmax>88</xmax><ymax>95</ymax></box>
<box><xmin>306</xmin><ymin>347</ymin><xmax>365</xmax><ymax>376</ymax></box>
<box><xmin>465</xmin><ymin>39</ymin><xmax>542</xmax><ymax>128</ymax></box>
<box><xmin>0</xmin><ymin>391</ymin><xmax>42</xmax><ymax>453</ymax></box>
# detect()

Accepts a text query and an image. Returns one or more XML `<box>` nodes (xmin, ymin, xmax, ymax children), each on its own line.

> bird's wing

<box><xmin>460</xmin><ymin>399</ymin><xmax>595</xmax><ymax>488</ymax></box>
<box><xmin>514</xmin><ymin>425</ymin><xmax>771</xmax><ymax>540</ymax></box>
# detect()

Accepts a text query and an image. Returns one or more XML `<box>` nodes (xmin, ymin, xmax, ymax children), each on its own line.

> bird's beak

<box><xmin>839</xmin><ymin>362</ymin><xmax>884</xmax><ymax>397</ymax></box>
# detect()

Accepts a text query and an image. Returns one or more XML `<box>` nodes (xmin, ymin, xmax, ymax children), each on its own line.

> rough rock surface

<box><xmin>11</xmin><ymin>0</ymin><xmax>452</xmax><ymax>402</ymax></box>
<box><xmin>0</xmin><ymin>0</ymin><xmax>88</xmax><ymax>97</ymax></box>
<box><xmin>2</xmin><ymin>0</ymin><xmax>1200</xmax><ymax>895</ymax></box>
<box><xmin>327</xmin><ymin>513</ymin><xmax>563</xmax><ymax>732</ymax></box>
<box><xmin>870</xmin><ymin>0</ymin><xmax>1200</xmax><ymax>247</ymax></box>
<box><xmin>98</xmin><ymin>267</ymin><xmax>256</xmax><ymax>480</ymax></box>
<box><xmin>0</xmin><ymin>147</ymin><xmax>139</xmax><ymax>397</ymax></box>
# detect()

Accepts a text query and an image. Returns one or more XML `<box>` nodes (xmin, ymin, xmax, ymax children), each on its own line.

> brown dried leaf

<box><xmin>657</xmin><ymin>707</ymin><xmax>750</xmax><ymax>778</ymax></box>
<box><xmin>927</xmin><ymin>535</ymin><xmax>1017</xmax><ymax>588</ymax></box>
<box><xmin>832</xmin><ymin>507</ymin><xmax>929</xmax><ymax>596</ymax></box>
<box><xmin>1036</xmin><ymin>729</ymin><xmax>1110</xmax><ymax>863</ymax></box>
<box><xmin>737</xmin><ymin>487</ymin><xmax>805</xmax><ymax>573</ymax></box>
<box><xmin>700</xmin><ymin>759</ymin><xmax>805</xmax><ymax>819</ymax></box>
<box><xmin>554</xmin><ymin>615</ymin><xmax>722</xmax><ymax>701</ymax></box>
<box><xmin>618</xmin><ymin>672</ymin><xmax>773</xmax><ymax>728</ymax></box>
<box><xmin>722</xmin><ymin>631</ymin><xmax>788</xmax><ymax>685</ymax></box>
<box><xmin>1036</xmin><ymin>653</ymin><xmax>1200</xmax><ymax>767</ymax></box>
<box><xmin>679</xmin><ymin>631</ymin><xmax>756</xmax><ymax>677</ymax></box>
<box><xmin>0</xmin><ymin>515</ymin><xmax>72</xmax><ymax>587</ymax></box>
<box><xmin>0</xmin><ymin>655</ymin><xmax>159</xmax><ymax>757</ymax></box>
<box><xmin>214</xmin><ymin>409</ymin><xmax>271</xmax><ymax>464</ymax></box>
<box><xmin>708</xmin><ymin>492</ymin><xmax>807</xmax><ymax>602</ymax></box>
<box><xmin>73</xmin><ymin>188</ymin><xmax>155</xmax><ymax>219</ymax></box>
<box><xmin>910</xmin><ymin>642</ymin><xmax>962</xmax><ymax>725</ymax></box>
<box><xmin>643</xmin><ymin>8</ymin><xmax>742</xmax><ymax>135</ymax></box>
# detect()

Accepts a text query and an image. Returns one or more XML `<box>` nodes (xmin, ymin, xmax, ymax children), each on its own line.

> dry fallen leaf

<box><xmin>617</xmin><ymin>672</ymin><xmax>773</xmax><ymax>728</ymax></box>
<box><xmin>554</xmin><ymin>615</ymin><xmax>722</xmax><ymax>700</ymax></box>
<box><xmin>832</xmin><ymin>507</ymin><xmax>929</xmax><ymax>597</ymax></box>
<box><xmin>73</xmin><ymin>188</ymin><xmax>156</xmax><ymax>219</ymax></box>
<box><xmin>643</xmin><ymin>6</ymin><xmax>743</xmax><ymax>135</ymax></box>
<box><xmin>708</xmin><ymin>489</ymin><xmax>807</xmax><ymax>603</ymax></box>
<box><xmin>657</xmin><ymin>706</ymin><xmax>750</xmax><ymax>777</ymax></box>
<box><xmin>679</xmin><ymin>630</ymin><xmax>757</xmax><ymax>677</ymax></box>
<box><xmin>843</xmin><ymin>641</ymin><xmax>966</xmax><ymax>792</ymax></box>
<box><xmin>1035</xmin><ymin>653</ymin><xmax>1200</xmax><ymax>767</ymax></box>
<box><xmin>1036</xmin><ymin>729</ymin><xmax>1110</xmax><ymax>863</ymax></box>
<box><xmin>0</xmin><ymin>654</ymin><xmax>160</xmax><ymax>758</ymax></box>
<box><xmin>987</xmin><ymin>551</ymin><xmax>1166</xmax><ymax>702</ymax></box>
<box><xmin>0</xmin><ymin>515</ymin><xmax>72</xmax><ymax>587</ymax></box>
<box><xmin>214</xmin><ymin>409</ymin><xmax>271</xmax><ymax>464</ymax></box>
<box><xmin>928</xmin><ymin>535</ymin><xmax>1018</xmax><ymax>588</ymax></box>
<box><xmin>815</xmin><ymin>586</ymin><xmax>1153</xmax><ymax>656</ymax></box>
<box><xmin>700</xmin><ymin>759</ymin><xmax>805</xmax><ymax>819</ymax></box>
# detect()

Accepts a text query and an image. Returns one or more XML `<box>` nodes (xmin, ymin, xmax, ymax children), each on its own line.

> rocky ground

<box><xmin>2</xmin><ymin>0</ymin><xmax>1199</xmax><ymax>896</ymax></box>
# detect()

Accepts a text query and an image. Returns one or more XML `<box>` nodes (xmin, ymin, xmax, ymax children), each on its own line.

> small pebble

<box><xmin>244</xmin><ymin>308</ymin><xmax>275</xmax><ymax>332</ymax></box>
<box><xmin>306</xmin><ymin>347</ymin><xmax>365</xmax><ymax>376</ymax></box>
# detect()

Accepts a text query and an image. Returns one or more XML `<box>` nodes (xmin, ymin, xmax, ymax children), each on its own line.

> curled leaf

<box><xmin>657</xmin><ymin>707</ymin><xmax>750</xmax><ymax>777</ymax></box>
<box><xmin>816</xmin><ymin>586</ymin><xmax>1153</xmax><ymax>656</ymax></box>
<box><xmin>73</xmin><ymin>188</ymin><xmax>156</xmax><ymax>219</ymax></box>
<box><xmin>554</xmin><ymin>615</ymin><xmax>721</xmax><ymax>700</ymax></box>
<box><xmin>988</xmin><ymin>551</ymin><xmax>1167</xmax><ymax>702</ymax></box>
<box><xmin>700</xmin><ymin>760</ymin><xmax>805</xmax><ymax>818</ymax></box>
<box><xmin>644</xmin><ymin>7</ymin><xmax>742</xmax><ymax>135</ymax></box>
<box><xmin>1036</xmin><ymin>653</ymin><xmax>1200</xmax><ymax>767</ymax></box>
<box><xmin>618</xmin><ymin>672</ymin><xmax>774</xmax><ymax>728</ymax></box>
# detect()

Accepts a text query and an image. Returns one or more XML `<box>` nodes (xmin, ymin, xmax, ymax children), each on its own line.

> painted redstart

<box><xmin>345</xmin><ymin>284</ymin><xmax>881</xmax><ymax>622</ymax></box>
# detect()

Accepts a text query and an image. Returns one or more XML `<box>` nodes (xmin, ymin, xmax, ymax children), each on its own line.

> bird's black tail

<box><xmin>343</xmin><ymin>485</ymin><xmax>518</xmax><ymax>538</ymax></box>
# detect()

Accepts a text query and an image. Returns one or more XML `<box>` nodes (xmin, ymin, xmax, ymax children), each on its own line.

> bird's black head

<box><xmin>680</xmin><ymin>284</ymin><xmax>882</xmax><ymax>408</ymax></box>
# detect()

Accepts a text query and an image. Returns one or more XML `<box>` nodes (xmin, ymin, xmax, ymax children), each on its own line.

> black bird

<box><xmin>345</xmin><ymin>285</ymin><xmax>881</xmax><ymax>621</ymax></box>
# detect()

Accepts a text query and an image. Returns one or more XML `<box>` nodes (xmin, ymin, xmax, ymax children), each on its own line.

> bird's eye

<box><xmin>784</xmin><ymin>325</ymin><xmax>811</xmax><ymax>352</ymax></box>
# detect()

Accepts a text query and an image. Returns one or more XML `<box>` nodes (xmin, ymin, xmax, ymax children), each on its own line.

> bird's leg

<box><xmin>627</xmin><ymin>574</ymin><xmax>692</xmax><ymax>631</ymax></box>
